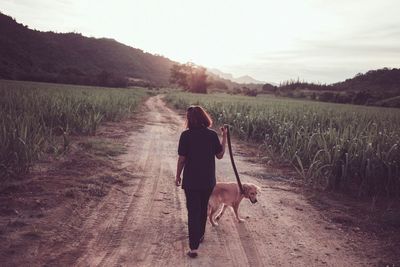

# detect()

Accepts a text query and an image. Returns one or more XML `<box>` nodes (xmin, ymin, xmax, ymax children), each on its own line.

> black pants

<box><xmin>184</xmin><ymin>188</ymin><xmax>213</xmax><ymax>250</ymax></box>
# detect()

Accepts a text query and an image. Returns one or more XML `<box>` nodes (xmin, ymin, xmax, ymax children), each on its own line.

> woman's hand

<box><xmin>220</xmin><ymin>125</ymin><xmax>228</xmax><ymax>137</ymax></box>
<box><xmin>175</xmin><ymin>176</ymin><xmax>182</xmax><ymax>187</ymax></box>
<box><xmin>216</xmin><ymin>126</ymin><xmax>228</xmax><ymax>159</ymax></box>
<box><xmin>176</xmin><ymin>156</ymin><xmax>185</xmax><ymax>187</ymax></box>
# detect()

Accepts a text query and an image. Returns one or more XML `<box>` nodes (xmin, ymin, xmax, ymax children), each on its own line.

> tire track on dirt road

<box><xmin>97</xmin><ymin>131</ymin><xmax>163</xmax><ymax>266</ymax></box>
<box><xmin>64</xmin><ymin>116</ymin><xmax>159</xmax><ymax>266</ymax></box>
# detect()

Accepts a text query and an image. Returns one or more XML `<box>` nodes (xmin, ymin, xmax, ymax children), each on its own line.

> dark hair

<box><xmin>185</xmin><ymin>105</ymin><xmax>213</xmax><ymax>129</ymax></box>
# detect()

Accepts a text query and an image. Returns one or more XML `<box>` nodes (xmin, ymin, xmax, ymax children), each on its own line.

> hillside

<box><xmin>275</xmin><ymin>68</ymin><xmax>400</xmax><ymax>93</ymax></box>
<box><xmin>268</xmin><ymin>68</ymin><xmax>400</xmax><ymax>106</ymax></box>
<box><xmin>334</xmin><ymin>68</ymin><xmax>400</xmax><ymax>93</ymax></box>
<box><xmin>0</xmin><ymin>13</ymin><xmax>175</xmax><ymax>86</ymax></box>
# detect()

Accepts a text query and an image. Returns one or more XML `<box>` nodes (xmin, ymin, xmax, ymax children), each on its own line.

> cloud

<box><xmin>229</xmin><ymin>20</ymin><xmax>400</xmax><ymax>83</ymax></box>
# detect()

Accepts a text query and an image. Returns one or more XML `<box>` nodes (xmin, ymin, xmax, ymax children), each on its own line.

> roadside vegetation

<box><xmin>165</xmin><ymin>92</ymin><xmax>400</xmax><ymax>198</ymax></box>
<box><xmin>0</xmin><ymin>80</ymin><xmax>147</xmax><ymax>179</ymax></box>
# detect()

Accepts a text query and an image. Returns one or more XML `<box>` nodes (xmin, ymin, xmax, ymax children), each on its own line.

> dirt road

<box><xmin>18</xmin><ymin>95</ymin><xmax>378</xmax><ymax>266</ymax></box>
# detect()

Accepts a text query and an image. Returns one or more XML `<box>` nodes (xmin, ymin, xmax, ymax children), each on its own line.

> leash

<box><xmin>224</xmin><ymin>124</ymin><xmax>244</xmax><ymax>195</ymax></box>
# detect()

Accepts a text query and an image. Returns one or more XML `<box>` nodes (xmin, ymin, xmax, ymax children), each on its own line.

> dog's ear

<box><xmin>242</xmin><ymin>183</ymin><xmax>250</xmax><ymax>194</ymax></box>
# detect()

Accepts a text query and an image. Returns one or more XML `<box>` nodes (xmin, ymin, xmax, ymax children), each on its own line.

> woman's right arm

<box><xmin>176</xmin><ymin>132</ymin><xmax>187</xmax><ymax>186</ymax></box>
<box><xmin>175</xmin><ymin>155</ymin><xmax>186</xmax><ymax>186</ymax></box>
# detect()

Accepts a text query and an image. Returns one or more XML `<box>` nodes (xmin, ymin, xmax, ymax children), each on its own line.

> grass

<box><xmin>0</xmin><ymin>79</ymin><xmax>147</xmax><ymax>179</ymax></box>
<box><xmin>165</xmin><ymin>92</ymin><xmax>400</xmax><ymax>198</ymax></box>
<box><xmin>79</xmin><ymin>139</ymin><xmax>127</xmax><ymax>157</ymax></box>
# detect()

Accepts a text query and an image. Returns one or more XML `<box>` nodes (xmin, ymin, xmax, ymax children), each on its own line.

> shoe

<box><xmin>187</xmin><ymin>251</ymin><xmax>198</xmax><ymax>258</ymax></box>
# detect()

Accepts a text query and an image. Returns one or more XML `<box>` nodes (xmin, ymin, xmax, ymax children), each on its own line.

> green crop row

<box><xmin>0</xmin><ymin>80</ymin><xmax>147</xmax><ymax>179</ymax></box>
<box><xmin>165</xmin><ymin>92</ymin><xmax>400</xmax><ymax>198</ymax></box>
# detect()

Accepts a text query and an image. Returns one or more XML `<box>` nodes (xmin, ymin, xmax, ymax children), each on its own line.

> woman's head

<box><xmin>186</xmin><ymin>105</ymin><xmax>213</xmax><ymax>129</ymax></box>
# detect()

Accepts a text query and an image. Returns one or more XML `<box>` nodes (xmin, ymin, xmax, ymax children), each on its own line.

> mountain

<box><xmin>209</xmin><ymin>68</ymin><xmax>235</xmax><ymax>81</ymax></box>
<box><xmin>0</xmin><ymin>12</ymin><xmax>176</xmax><ymax>86</ymax></box>
<box><xmin>206</xmin><ymin>70</ymin><xmax>264</xmax><ymax>91</ymax></box>
<box><xmin>235</xmin><ymin>75</ymin><xmax>264</xmax><ymax>84</ymax></box>
<box><xmin>209</xmin><ymin>68</ymin><xmax>266</xmax><ymax>84</ymax></box>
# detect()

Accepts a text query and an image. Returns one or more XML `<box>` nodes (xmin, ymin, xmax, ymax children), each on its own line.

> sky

<box><xmin>1</xmin><ymin>0</ymin><xmax>400</xmax><ymax>84</ymax></box>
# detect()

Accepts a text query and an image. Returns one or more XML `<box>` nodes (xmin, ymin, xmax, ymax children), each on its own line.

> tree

<box><xmin>242</xmin><ymin>86</ymin><xmax>258</xmax><ymax>96</ymax></box>
<box><xmin>170</xmin><ymin>63</ymin><xmax>209</xmax><ymax>93</ymax></box>
<box><xmin>211</xmin><ymin>80</ymin><xmax>228</xmax><ymax>90</ymax></box>
<box><xmin>188</xmin><ymin>66</ymin><xmax>208</xmax><ymax>93</ymax></box>
<box><xmin>319</xmin><ymin>92</ymin><xmax>335</xmax><ymax>102</ymax></box>
<box><xmin>352</xmin><ymin>90</ymin><xmax>372</xmax><ymax>105</ymax></box>
<box><xmin>96</xmin><ymin>70</ymin><xmax>128</xmax><ymax>87</ymax></box>
<box><xmin>262</xmin><ymin>83</ymin><xmax>277</xmax><ymax>93</ymax></box>
<box><xmin>170</xmin><ymin>64</ymin><xmax>190</xmax><ymax>89</ymax></box>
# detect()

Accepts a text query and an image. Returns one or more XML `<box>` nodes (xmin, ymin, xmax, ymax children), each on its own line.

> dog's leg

<box><xmin>215</xmin><ymin>204</ymin><xmax>227</xmax><ymax>221</ymax></box>
<box><xmin>233</xmin><ymin>203</ymin><xmax>245</xmax><ymax>223</ymax></box>
<box><xmin>208</xmin><ymin>206</ymin><xmax>219</xmax><ymax>226</ymax></box>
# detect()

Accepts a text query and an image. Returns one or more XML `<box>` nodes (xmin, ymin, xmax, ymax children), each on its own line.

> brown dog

<box><xmin>208</xmin><ymin>182</ymin><xmax>261</xmax><ymax>226</ymax></box>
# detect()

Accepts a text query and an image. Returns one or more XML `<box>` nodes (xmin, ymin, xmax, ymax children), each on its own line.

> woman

<box><xmin>175</xmin><ymin>105</ymin><xmax>227</xmax><ymax>258</ymax></box>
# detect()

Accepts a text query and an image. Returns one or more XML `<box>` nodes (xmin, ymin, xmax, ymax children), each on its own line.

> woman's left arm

<box><xmin>216</xmin><ymin>127</ymin><xmax>227</xmax><ymax>159</ymax></box>
<box><xmin>175</xmin><ymin>155</ymin><xmax>186</xmax><ymax>186</ymax></box>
